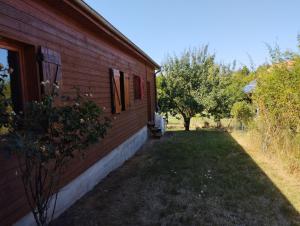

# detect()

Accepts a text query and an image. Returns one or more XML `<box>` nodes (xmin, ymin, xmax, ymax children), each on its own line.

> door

<box><xmin>147</xmin><ymin>81</ymin><xmax>152</xmax><ymax>122</ymax></box>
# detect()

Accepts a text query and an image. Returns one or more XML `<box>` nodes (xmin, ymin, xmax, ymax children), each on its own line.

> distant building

<box><xmin>243</xmin><ymin>80</ymin><xmax>257</xmax><ymax>94</ymax></box>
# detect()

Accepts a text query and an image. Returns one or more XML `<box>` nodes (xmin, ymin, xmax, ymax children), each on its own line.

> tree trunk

<box><xmin>216</xmin><ymin>119</ymin><xmax>222</xmax><ymax>128</ymax></box>
<box><xmin>183</xmin><ymin>117</ymin><xmax>191</xmax><ymax>131</ymax></box>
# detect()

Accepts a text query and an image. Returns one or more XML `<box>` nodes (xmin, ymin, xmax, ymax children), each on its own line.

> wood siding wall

<box><xmin>0</xmin><ymin>1</ymin><xmax>156</xmax><ymax>225</ymax></box>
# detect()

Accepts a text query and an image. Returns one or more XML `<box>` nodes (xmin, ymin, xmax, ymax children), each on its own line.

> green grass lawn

<box><xmin>166</xmin><ymin>114</ymin><xmax>234</xmax><ymax>131</ymax></box>
<box><xmin>55</xmin><ymin>130</ymin><xmax>299</xmax><ymax>226</ymax></box>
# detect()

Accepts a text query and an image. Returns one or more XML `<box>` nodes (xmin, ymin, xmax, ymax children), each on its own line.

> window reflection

<box><xmin>0</xmin><ymin>47</ymin><xmax>22</xmax><ymax>134</ymax></box>
<box><xmin>0</xmin><ymin>48</ymin><xmax>22</xmax><ymax>112</ymax></box>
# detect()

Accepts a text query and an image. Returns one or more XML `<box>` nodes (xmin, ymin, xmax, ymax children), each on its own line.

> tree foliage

<box><xmin>157</xmin><ymin>46</ymin><xmax>252</xmax><ymax>129</ymax></box>
<box><xmin>204</xmin><ymin>65</ymin><xmax>246</xmax><ymax>123</ymax></box>
<box><xmin>158</xmin><ymin>46</ymin><xmax>218</xmax><ymax>130</ymax></box>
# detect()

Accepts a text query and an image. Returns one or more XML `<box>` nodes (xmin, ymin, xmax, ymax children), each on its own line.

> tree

<box><xmin>158</xmin><ymin>46</ymin><xmax>217</xmax><ymax>131</ymax></box>
<box><xmin>205</xmin><ymin>65</ymin><xmax>255</xmax><ymax>127</ymax></box>
<box><xmin>1</xmin><ymin>79</ymin><xmax>111</xmax><ymax>226</ymax></box>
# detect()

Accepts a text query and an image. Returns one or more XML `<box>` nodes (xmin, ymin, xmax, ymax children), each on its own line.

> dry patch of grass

<box><xmin>231</xmin><ymin>131</ymin><xmax>300</xmax><ymax>215</ymax></box>
<box><xmin>55</xmin><ymin>130</ymin><xmax>299</xmax><ymax>226</ymax></box>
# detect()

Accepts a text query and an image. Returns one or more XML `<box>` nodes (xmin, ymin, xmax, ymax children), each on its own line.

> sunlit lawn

<box><xmin>166</xmin><ymin>114</ymin><xmax>233</xmax><ymax>131</ymax></box>
<box><xmin>232</xmin><ymin>131</ymin><xmax>300</xmax><ymax>215</ymax></box>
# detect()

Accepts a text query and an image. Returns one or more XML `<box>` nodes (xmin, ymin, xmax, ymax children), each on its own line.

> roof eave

<box><xmin>72</xmin><ymin>0</ymin><xmax>160</xmax><ymax>69</ymax></box>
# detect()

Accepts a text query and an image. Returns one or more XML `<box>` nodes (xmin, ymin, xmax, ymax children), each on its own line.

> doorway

<box><xmin>147</xmin><ymin>81</ymin><xmax>152</xmax><ymax>122</ymax></box>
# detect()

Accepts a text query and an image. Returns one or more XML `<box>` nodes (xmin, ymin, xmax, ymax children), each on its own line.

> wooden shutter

<box><xmin>110</xmin><ymin>69</ymin><xmax>122</xmax><ymax>114</ymax></box>
<box><xmin>124</xmin><ymin>73</ymin><xmax>130</xmax><ymax>109</ymax></box>
<box><xmin>39</xmin><ymin>47</ymin><xmax>62</xmax><ymax>95</ymax></box>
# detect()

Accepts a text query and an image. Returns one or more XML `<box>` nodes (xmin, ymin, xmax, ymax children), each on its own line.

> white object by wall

<box><xmin>155</xmin><ymin>113</ymin><xmax>166</xmax><ymax>135</ymax></box>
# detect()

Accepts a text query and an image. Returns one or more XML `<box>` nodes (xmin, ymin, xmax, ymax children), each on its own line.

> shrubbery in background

<box><xmin>253</xmin><ymin>55</ymin><xmax>300</xmax><ymax>172</ymax></box>
<box><xmin>231</xmin><ymin>101</ymin><xmax>254</xmax><ymax>129</ymax></box>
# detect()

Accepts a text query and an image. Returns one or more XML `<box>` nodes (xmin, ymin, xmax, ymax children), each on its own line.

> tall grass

<box><xmin>253</xmin><ymin>121</ymin><xmax>300</xmax><ymax>174</ymax></box>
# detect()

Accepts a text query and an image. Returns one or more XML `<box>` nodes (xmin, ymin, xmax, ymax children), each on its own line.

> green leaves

<box><xmin>253</xmin><ymin>57</ymin><xmax>300</xmax><ymax>133</ymax></box>
<box><xmin>157</xmin><ymin>45</ymin><xmax>245</xmax><ymax>127</ymax></box>
<box><xmin>231</xmin><ymin>101</ymin><xmax>254</xmax><ymax>126</ymax></box>
<box><xmin>158</xmin><ymin>46</ymin><xmax>217</xmax><ymax>126</ymax></box>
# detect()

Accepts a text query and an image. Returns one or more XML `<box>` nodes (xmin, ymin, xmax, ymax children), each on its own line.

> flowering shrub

<box><xmin>1</xmin><ymin>76</ymin><xmax>111</xmax><ymax>225</ymax></box>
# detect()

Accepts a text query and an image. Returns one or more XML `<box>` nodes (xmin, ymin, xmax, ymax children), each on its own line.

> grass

<box><xmin>232</xmin><ymin>131</ymin><xmax>300</xmax><ymax>214</ymax></box>
<box><xmin>55</xmin><ymin>129</ymin><xmax>300</xmax><ymax>226</ymax></box>
<box><xmin>140</xmin><ymin>131</ymin><xmax>299</xmax><ymax>225</ymax></box>
<box><xmin>166</xmin><ymin>114</ymin><xmax>233</xmax><ymax>131</ymax></box>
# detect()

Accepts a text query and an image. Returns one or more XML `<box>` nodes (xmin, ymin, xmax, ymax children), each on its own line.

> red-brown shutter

<box><xmin>110</xmin><ymin>69</ymin><xmax>122</xmax><ymax>114</ymax></box>
<box><xmin>124</xmin><ymin>73</ymin><xmax>130</xmax><ymax>109</ymax></box>
<box><xmin>39</xmin><ymin>47</ymin><xmax>62</xmax><ymax>95</ymax></box>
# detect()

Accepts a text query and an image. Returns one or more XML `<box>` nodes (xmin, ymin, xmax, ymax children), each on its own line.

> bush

<box><xmin>231</xmin><ymin>101</ymin><xmax>254</xmax><ymax>129</ymax></box>
<box><xmin>252</xmin><ymin>57</ymin><xmax>300</xmax><ymax>172</ymax></box>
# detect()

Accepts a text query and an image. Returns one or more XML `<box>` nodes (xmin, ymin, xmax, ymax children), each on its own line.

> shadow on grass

<box><xmin>55</xmin><ymin>130</ymin><xmax>299</xmax><ymax>226</ymax></box>
<box><xmin>144</xmin><ymin>129</ymin><xmax>300</xmax><ymax>225</ymax></box>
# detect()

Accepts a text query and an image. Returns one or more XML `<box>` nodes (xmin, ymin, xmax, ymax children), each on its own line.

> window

<box><xmin>0</xmin><ymin>39</ymin><xmax>54</xmax><ymax>135</ymax></box>
<box><xmin>110</xmin><ymin>69</ymin><xmax>130</xmax><ymax>114</ymax></box>
<box><xmin>0</xmin><ymin>45</ymin><xmax>23</xmax><ymax>114</ymax></box>
<box><xmin>0</xmin><ymin>40</ymin><xmax>25</xmax><ymax>135</ymax></box>
<box><xmin>0</xmin><ymin>38</ymin><xmax>40</xmax><ymax>107</ymax></box>
<box><xmin>133</xmin><ymin>75</ymin><xmax>141</xmax><ymax>100</ymax></box>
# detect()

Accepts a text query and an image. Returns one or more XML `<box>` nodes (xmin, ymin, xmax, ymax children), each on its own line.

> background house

<box><xmin>0</xmin><ymin>0</ymin><xmax>159</xmax><ymax>225</ymax></box>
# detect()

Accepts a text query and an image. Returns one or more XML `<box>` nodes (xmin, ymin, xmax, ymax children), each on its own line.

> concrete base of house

<box><xmin>14</xmin><ymin>126</ymin><xmax>149</xmax><ymax>226</ymax></box>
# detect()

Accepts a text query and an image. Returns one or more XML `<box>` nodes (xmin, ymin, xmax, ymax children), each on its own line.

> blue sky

<box><xmin>88</xmin><ymin>1</ymin><xmax>297</xmax><ymax>68</ymax></box>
